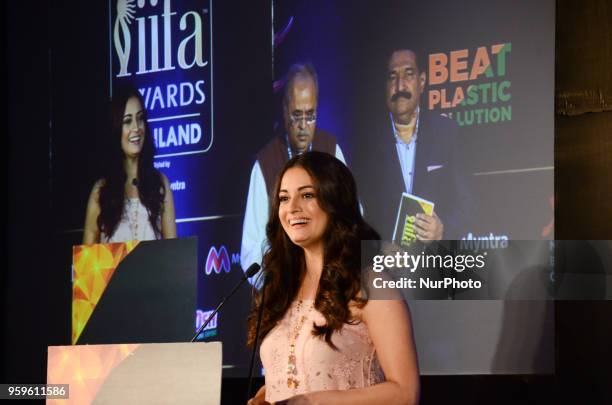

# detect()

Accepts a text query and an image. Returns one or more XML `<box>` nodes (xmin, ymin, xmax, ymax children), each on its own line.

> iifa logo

<box><xmin>111</xmin><ymin>0</ymin><xmax>213</xmax><ymax>157</ymax></box>
<box><xmin>205</xmin><ymin>246</ymin><xmax>231</xmax><ymax>275</ymax></box>
<box><xmin>113</xmin><ymin>0</ymin><xmax>209</xmax><ymax>78</ymax></box>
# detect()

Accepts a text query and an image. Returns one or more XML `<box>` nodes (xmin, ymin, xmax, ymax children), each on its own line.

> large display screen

<box><xmin>267</xmin><ymin>0</ymin><xmax>554</xmax><ymax>375</ymax></box>
<box><xmin>52</xmin><ymin>0</ymin><xmax>555</xmax><ymax>376</ymax></box>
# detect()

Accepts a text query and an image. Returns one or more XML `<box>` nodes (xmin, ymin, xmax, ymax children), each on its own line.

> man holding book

<box><xmin>356</xmin><ymin>48</ymin><xmax>471</xmax><ymax>241</ymax></box>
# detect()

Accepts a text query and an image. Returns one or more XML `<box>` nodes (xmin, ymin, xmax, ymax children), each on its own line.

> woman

<box><xmin>82</xmin><ymin>85</ymin><xmax>176</xmax><ymax>244</ymax></box>
<box><xmin>247</xmin><ymin>152</ymin><xmax>419</xmax><ymax>404</ymax></box>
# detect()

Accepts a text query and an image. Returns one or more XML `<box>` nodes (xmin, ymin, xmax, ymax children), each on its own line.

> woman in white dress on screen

<box><xmin>82</xmin><ymin>84</ymin><xmax>176</xmax><ymax>244</ymax></box>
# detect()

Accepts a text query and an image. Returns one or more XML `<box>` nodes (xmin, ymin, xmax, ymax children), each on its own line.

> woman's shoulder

<box><xmin>93</xmin><ymin>178</ymin><xmax>107</xmax><ymax>189</ymax></box>
<box><xmin>157</xmin><ymin>170</ymin><xmax>170</xmax><ymax>186</ymax></box>
<box><xmin>157</xmin><ymin>172</ymin><xmax>174</xmax><ymax>201</ymax></box>
<box><xmin>151</xmin><ymin>170</ymin><xmax>170</xmax><ymax>189</ymax></box>
<box><xmin>359</xmin><ymin>297</ymin><xmax>410</xmax><ymax>329</ymax></box>
<box><xmin>88</xmin><ymin>178</ymin><xmax>107</xmax><ymax>200</ymax></box>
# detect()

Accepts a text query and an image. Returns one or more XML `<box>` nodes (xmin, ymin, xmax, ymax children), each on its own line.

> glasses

<box><xmin>289</xmin><ymin>112</ymin><xmax>317</xmax><ymax>127</ymax></box>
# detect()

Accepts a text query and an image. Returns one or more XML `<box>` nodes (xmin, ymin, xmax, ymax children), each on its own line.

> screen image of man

<box><xmin>356</xmin><ymin>49</ymin><xmax>471</xmax><ymax>241</ymax></box>
<box><xmin>240</xmin><ymin>63</ymin><xmax>346</xmax><ymax>283</ymax></box>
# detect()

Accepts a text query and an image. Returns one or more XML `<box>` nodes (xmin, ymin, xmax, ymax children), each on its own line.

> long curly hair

<box><xmin>247</xmin><ymin>151</ymin><xmax>380</xmax><ymax>349</ymax></box>
<box><xmin>97</xmin><ymin>84</ymin><xmax>164</xmax><ymax>239</ymax></box>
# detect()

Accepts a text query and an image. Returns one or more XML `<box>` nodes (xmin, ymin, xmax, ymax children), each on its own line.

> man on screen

<box><xmin>240</xmin><ymin>63</ymin><xmax>346</xmax><ymax>284</ymax></box>
<box><xmin>357</xmin><ymin>48</ymin><xmax>471</xmax><ymax>241</ymax></box>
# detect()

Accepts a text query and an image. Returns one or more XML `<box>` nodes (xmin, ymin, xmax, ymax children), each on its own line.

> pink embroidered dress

<box><xmin>260</xmin><ymin>299</ymin><xmax>385</xmax><ymax>403</ymax></box>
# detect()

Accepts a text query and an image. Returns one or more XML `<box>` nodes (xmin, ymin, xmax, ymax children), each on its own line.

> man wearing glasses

<box><xmin>240</xmin><ymin>63</ymin><xmax>346</xmax><ymax>284</ymax></box>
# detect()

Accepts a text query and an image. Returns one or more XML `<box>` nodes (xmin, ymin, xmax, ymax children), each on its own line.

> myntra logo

<box><xmin>205</xmin><ymin>246</ymin><xmax>231</xmax><ymax>275</ymax></box>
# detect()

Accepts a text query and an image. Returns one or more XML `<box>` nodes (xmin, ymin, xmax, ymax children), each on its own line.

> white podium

<box><xmin>47</xmin><ymin>342</ymin><xmax>222</xmax><ymax>405</ymax></box>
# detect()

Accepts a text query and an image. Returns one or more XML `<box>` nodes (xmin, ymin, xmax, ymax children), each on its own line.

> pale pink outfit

<box><xmin>101</xmin><ymin>198</ymin><xmax>159</xmax><ymax>243</ymax></box>
<box><xmin>260</xmin><ymin>299</ymin><xmax>385</xmax><ymax>403</ymax></box>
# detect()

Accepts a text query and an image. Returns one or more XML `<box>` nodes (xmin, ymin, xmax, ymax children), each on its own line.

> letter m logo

<box><xmin>231</xmin><ymin>253</ymin><xmax>240</xmax><ymax>265</ymax></box>
<box><xmin>205</xmin><ymin>246</ymin><xmax>231</xmax><ymax>275</ymax></box>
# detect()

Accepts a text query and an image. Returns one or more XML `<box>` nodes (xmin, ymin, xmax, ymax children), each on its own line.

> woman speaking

<box><xmin>247</xmin><ymin>152</ymin><xmax>419</xmax><ymax>404</ymax></box>
<box><xmin>82</xmin><ymin>84</ymin><xmax>176</xmax><ymax>244</ymax></box>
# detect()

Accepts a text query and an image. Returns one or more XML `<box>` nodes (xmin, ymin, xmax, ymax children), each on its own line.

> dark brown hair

<box><xmin>97</xmin><ymin>84</ymin><xmax>164</xmax><ymax>239</ymax></box>
<box><xmin>247</xmin><ymin>151</ymin><xmax>380</xmax><ymax>348</ymax></box>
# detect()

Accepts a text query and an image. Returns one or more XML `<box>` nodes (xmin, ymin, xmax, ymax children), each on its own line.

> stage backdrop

<box><xmin>270</xmin><ymin>0</ymin><xmax>554</xmax><ymax>374</ymax></box>
<box><xmin>52</xmin><ymin>0</ymin><xmax>273</xmax><ymax>377</ymax></box>
<box><xmin>52</xmin><ymin>0</ymin><xmax>554</xmax><ymax>376</ymax></box>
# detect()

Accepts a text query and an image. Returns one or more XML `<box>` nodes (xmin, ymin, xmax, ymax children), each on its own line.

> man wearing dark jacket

<box><xmin>357</xmin><ymin>49</ymin><xmax>471</xmax><ymax>240</ymax></box>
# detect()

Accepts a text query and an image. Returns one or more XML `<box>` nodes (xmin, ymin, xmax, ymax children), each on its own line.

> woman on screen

<box><xmin>247</xmin><ymin>152</ymin><xmax>419</xmax><ymax>404</ymax></box>
<box><xmin>82</xmin><ymin>84</ymin><xmax>176</xmax><ymax>244</ymax></box>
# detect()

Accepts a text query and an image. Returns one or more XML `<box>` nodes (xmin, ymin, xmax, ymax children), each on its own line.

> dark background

<box><xmin>5</xmin><ymin>0</ymin><xmax>612</xmax><ymax>404</ymax></box>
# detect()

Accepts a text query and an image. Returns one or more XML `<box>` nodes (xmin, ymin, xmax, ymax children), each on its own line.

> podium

<box><xmin>72</xmin><ymin>238</ymin><xmax>198</xmax><ymax>344</ymax></box>
<box><xmin>47</xmin><ymin>342</ymin><xmax>222</xmax><ymax>404</ymax></box>
<box><xmin>56</xmin><ymin>239</ymin><xmax>223</xmax><ymax>403</ymax></box>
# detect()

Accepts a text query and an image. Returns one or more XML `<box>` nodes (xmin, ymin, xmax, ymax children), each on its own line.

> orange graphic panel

<box><xmin>47</xmin><ymin>344</ymin><xmax>139</xmax><ymax>405</ymax></box>
<box><xmin>72</xmin><ymin>241</ymin><xmax>139</xmax><ymax>344</ymax></box>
